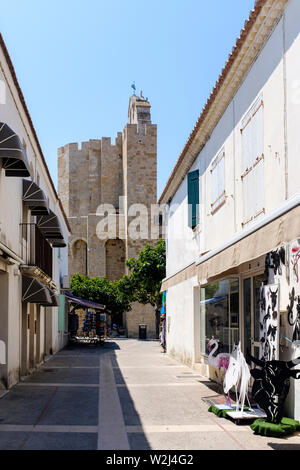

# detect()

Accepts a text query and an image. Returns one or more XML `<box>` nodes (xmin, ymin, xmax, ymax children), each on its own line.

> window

<box><xmin>200</xmin><ymin>278</ymin><xmax>240</xmax><ymax>355</ymax></box>
<box><xmin>187</xmin><ymin>170</ymin><xmax>199</xmax><ymax>229</ymax></box>
<box><xmin>211</xmin><ymin>149</ymin><xmax>225</xmax><ymax>214</ymax></box>
<box><xmin>241</xmin><ymin>96</ymin><xmax>264</xmax><ymax>228</ymax></box>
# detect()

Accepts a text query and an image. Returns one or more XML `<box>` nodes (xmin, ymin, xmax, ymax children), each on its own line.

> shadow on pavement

<box><xmin>62</xmin><ymin>341</ymin><xmax>121</xmax><ymax>353</ymax></box>
<box><xmin>0</xmin><ymin>338</ymin><xmax>152</xmax><ymax>450</ymax></box>
<box><xmin>268</xmin><ymin>443</ymin><xmax>300</xmax><ymax>450</ymax></box>
<box><xmin>108</xmin><ymin>341</ymin><xmax>151</xmax><ymax>450</ymax></box>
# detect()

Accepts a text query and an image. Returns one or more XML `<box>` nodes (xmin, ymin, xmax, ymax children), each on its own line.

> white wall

<box><xmin>285</xmin><ymin>0</ymin><xmax>300</xmax><ymax>198</ymax></box>
<box><xmin>164</xmin><ymin>0</ymin><xmax>300</xmax><ymax>419</ymax></box>
<box><xmin>166</xmin><ymin>0</ymin><xmax>300</xmax><ymax>276</ymax></box>
<box><xmin>0</xmin><ymin>42</ymin><xmax>70</xmax><ymax>386</ymax></box>
<box><xmin>166</xmin><ymin>161</ymin><xmax>200</xmax><ymax>277</ymax></box>
<box><xmin>166</xmin><ymin>276</ymin><xmax>198</xmax><ymax>366</ymax></box>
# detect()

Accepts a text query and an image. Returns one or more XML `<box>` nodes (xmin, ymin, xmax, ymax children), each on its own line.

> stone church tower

<box><xmin>58</xmin><ymin>93</ymin><xmax>157</xmax><ymax>337</ymax></box>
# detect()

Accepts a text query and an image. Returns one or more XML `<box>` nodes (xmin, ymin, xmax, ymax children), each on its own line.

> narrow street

<box><xmin>0</xmin><ymin>339</ymin><xmax>299</xmax><ymax>451</ymax></box>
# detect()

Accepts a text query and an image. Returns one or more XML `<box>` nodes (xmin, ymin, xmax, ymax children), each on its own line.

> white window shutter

<box><xmin>211</xmin><ymin>166</ymin><xmax>217</xmax><ymax>206</ymax></box>
<box><xmin>254</xmin><ymin>158</ymin><xmax>264</xmax><ymax>216</ymax></box>
<box><xmin>242</xmin><ymin>96</ymin><xmax>264</xmax><ymax>227</ymax></box>
<box><xmin>218</xmin><ymin>156</ymin><xmax>225</xmax><ymax>199</ymax></box>
<box><xmin>242</xmin><ymin>122</ymin><xmax>251</xmax><ymax>173</ymax></box>
<box><xmin>211</xmin><ymin>150</ymin><xmax>225</xmax><ymax>213</ymax></box>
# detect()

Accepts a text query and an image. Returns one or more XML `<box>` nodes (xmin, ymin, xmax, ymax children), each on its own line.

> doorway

<box><xmin>242</xmin><ymin>273</ymin><xmax>266</xmax><ymax>361</ymax></box>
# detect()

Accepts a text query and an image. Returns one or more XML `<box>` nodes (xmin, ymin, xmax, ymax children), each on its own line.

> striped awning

<box><xmin>0</xmin><ymin>123</ymin><xmax>30</xmax><ymax>177</ymax></box>
<box><xmin>41</xmin><ymin>289</ymin><xmax>59</xmax><ymax>307</ymax></box>
<box><xmin>37</xmin><ymin>210</ymin><xmax>66</xmax><ymax>244</ymax></box>
<box><xmin>49</xmin><ymin>239</ymin><xmax>67</xmax><ymax>248</ymax></box>
<box><xmin>23</xmin><ymin>179</ymin><xmax>49</xmax><ymax>216</ymax></box>
<box><xmin>22</xmin><ymin>276</ymin><xmax>51</xmax><ymax>304</ymax></box>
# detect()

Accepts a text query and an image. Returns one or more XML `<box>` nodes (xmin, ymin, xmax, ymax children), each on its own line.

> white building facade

<box><xmin>160</xmin><ymin>0</ymin><xmax>300</xmax><ymax>420</ymax></box>
<box><xmin>0</xmin><ymin>34</ymin><xmax>70</xmax><ymax>389</ymax></box>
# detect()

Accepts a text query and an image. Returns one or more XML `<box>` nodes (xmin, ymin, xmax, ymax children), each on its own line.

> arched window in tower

<box><xmin>105</xmin><ymin>239</ymin><xmax>125</xmax><ymax>281</ymax></box>
<box><xmin>71</xmin><ymin>239</ymin><xmax>88</xmax><ymax>276</ymax></box>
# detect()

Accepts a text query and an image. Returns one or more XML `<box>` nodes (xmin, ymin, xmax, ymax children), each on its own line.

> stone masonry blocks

<box><xmin>58</xmin><ymin>97</ymin><xmax>158</xmax><ymax>338</ymax></box>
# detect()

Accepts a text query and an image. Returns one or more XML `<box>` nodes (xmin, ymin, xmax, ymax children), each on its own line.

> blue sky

<box><xmin>1</xmin><ymin>0</ymin><xmax>254</xmax><ymax>198</ymax></box>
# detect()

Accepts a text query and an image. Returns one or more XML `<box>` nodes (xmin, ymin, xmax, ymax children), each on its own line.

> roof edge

<box><xmin>158</xmin><ymin>0</ymin><xmax>286</xmax><ymax>204</ymax></box>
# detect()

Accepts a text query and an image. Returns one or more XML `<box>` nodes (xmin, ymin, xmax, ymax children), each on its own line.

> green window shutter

<box><xmin>58</xmin><ymin>294</ymin><xmax>65</xmax><ymax>332</ymax></box>
<box><xmin>188</xmin><ymin>170</ymin><xmax>200</xmax><ymax>229</ymax></box>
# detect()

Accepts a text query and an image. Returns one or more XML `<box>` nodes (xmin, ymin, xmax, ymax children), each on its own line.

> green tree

<box><xmin>121</xmin><ymin>239</ymin><xmax>166</xmax><ymax>312</ymax></box>
<box><xmin>70</xmin><ymin>240</ymin><xmax>166</xmax><ymax>331</ymax></box>
<box><xmin>70</xmin><ymin>274</ymin><xmax>132</xmax><ymax>323</ymax></box>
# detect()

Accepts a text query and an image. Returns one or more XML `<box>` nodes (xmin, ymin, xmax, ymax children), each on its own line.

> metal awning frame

<box><xmin>23</xmin><ymin>179</ymin><xmax>50</xmax><ymax>216</ymax></box>
<box><xmin>0</xmin><ymin>123</ymin><xmax>30</xmax><ymax>177</ymax></box>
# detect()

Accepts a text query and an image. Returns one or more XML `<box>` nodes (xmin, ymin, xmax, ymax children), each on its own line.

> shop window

<box><xmin>200</xmin><ymin>278</ymin><xmax>239</xmax><ymax>355</ymax></box>
<box><xmin>211</xmin><ymin>149</ymin><xmax>225</xmax><ymax>214</ymax></box>
<box><xmin>187</xmin><ymin>170</ymin><xmax>200</xmax><ymax>229</ymax></box>
<box><xmin>241</xmin><ymin>95</ymin><xmax>265</xmax><ymax>228</ymax></box>
<box><xmin>243</xmin><ymin>273</ymin><xmax>267</xmax><ymax>360</ymax></box>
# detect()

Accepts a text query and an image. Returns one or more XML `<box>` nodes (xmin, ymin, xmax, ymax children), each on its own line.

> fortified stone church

<box><xmin>58</xmin><ymin>93</ymin><xmax>158</xmax><ymax>337</ymax></box>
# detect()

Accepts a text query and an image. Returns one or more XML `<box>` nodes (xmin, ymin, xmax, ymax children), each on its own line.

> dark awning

<box><xmin>40</xmin><ymin>288</ymin><xmax>59</xmax><ymax>307</ymax></box>
<box><xmin>0</xmin><ymin>123</ymin><xmax>30</xmax><ymax>177</ymax></box>
<box><xmin>65</xmin><ymin>291</ymin><xmax>105</xmax><ymax>310</ymax></box>
<box><xmin>49</xmin><ymin>240</ymin><xmax>67</xmax><ymax>248</ymax></box>
<box><xmin>37</xmin><ymin>210</ymin><xmax>66</xmax><ymax>244</ymax></box>
<box><xmin>23</xmin><ymin>179</ymin><xmax>50</xmax><ymax>216</ymax></box>
<box><xmin>22</xmin><ymin>276</ymin><xmax>52</xmax><ymax>304</ymax></box>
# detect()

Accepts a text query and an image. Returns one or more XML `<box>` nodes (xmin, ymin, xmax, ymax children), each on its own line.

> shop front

<box><xmin>196</xmin><ymin>203</ymin><xmax>300</xmax><ymax>419</ymax></box>
<box><xmin>199</xmin><ymin>269</ymin><xmax>268</xmax><ymax>366</ymax></box>
<box><xmin>200</xmin><ymin>278</ymin><xmax>240</xmax><ymax>357</ymax></box>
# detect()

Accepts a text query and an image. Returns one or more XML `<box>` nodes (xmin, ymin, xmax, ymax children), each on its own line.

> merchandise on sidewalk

<box><xmin>208</xmin><ymin>341</ymin><xmax>253</xmax><ymax>419</ymax></box>
<box><xmin>66</xmin><ymin>292</ymin><xmax>107</xmax><ymax>345</ymax></box>
<box><xmin>207</xmin><ymin>338</ymin><xmax>231</xmax><ymax>406</ymax></box>
<box><xmin>249</xmin><ymin>353</ymin><xmax>300</xmax><ymax>428</ymax></box>
<box><xmin>223</xmin><ymin>342</ymin><xmax>251</xmax><ymax>414</ymax></box>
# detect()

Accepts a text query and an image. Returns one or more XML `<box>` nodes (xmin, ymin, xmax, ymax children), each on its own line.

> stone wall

<box><xmin>70</xmin><ymin>239</ymin><xmax>87</xmax><ymax>276</ymax></box>
<box><xmin>126</xmin><ymin>302</ymin><xmax>157</xmax><ymax>339</ymax></box>
<box><xmin>105</xmin><ymin>239</ymin><xmax>125</xmax><ymax>281</ymax></box>
<box><xmin>58</xmin><ymin>96</ymin><xmax>158</xmax><ymax>338</ymax></box>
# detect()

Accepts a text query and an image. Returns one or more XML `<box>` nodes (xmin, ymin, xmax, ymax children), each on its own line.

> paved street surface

<box><xmin>0</xmin><ymin>338</ymin><xmax>300</xmax><ymax>450</ymax></box>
